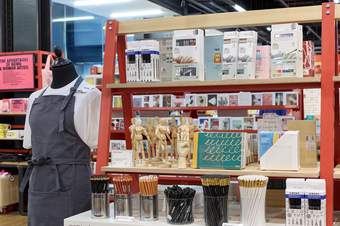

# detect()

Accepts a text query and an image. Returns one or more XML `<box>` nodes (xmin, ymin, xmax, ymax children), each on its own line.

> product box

<box><xmin>230</xmin><ymin>117</ymin><xmax>244</xmax><ymax>130</ymax></box>
<box><xmin>286</xmin><ymin>178</ymin><xmax>306</xmax><ymax>226</ymax></box>
<box><xmin>126</xmin><ymin>41</ymin><xmax>141</xmax><ymax>82</ymax></box>
<box><xmin>0</xmin><ymin>99</ymin><xmax>10</xmax><ymax>112</ymax></box>
<box><xmin>285</xmin><ymin>92</ymin><xmax>299</xmax><ymax>106</ymax></box>
<box><xmin>303</xmin><ymin>41</ymin><xmax>315</xmax><ymax>77</ymax></box>
<box><xmin>205</xmin><ymin>35</ymin><xmax>223</xmax><ymax>80</ymax></box>
<box><xmin>287</xmin><ymin>120</ymin><xmax>317</xmax><ymax>168</ymax></box>
<box><xmin>133</xmin><ymin>96</ymin><xmax>143</xmax><ymax>108</ymax></box>
<box><xmin>185</xmin><ymin>94</ymin><xmax>197</xmax><ymax>107</ymax></box>
<box><xmin>271</xmin><ymin>23</ymin><xmax>303</xmax><ymax>78</ymax></box>
<box><xmin>9</xmin><ymin>98</ymin><xmax>28</xmax><ymax>113</ymax></box>
<box><xmin>159</xmin><ymin>38</ymin><xmax>173</xmax><ymax>82</ymax></box>
<box><xmin>222</xmin><ymin>31</ymin><xmax>239</xmax><ymax>79</ymax></box>
<box><xmin>238</xmin><ymin>92</ymin><xmax>252</xmax><ymax>106</ymax></box>
<box><xmin>237</xmin><ymin>31</ymin><xmax>257</xmax><ymax>79</ymax></box>
<box><xmin>142</xmin><ymin>95</ymin><xmax>152</xmax><ymax>108</ymax></box>
<box><xmin>243</xmin><ymin>117</ymin><xmax>255</xmax><ymax>130</ymax></box>
<box><xmin>109</xmin><ymin>140</ymin><xmax>126</xmax><ymax>151</ymax></box>
<box><xmin>111</xmin><ymin>118</ymin><xmax>124</xmax><ymax>131</ymax></box>
<box><xmin>174</xmin><ymin>97</ymin><xmax>185</xmax><ymax>107</ymax></box>
<box><xmin>259</xmin><ymin>131</ymin><xmax>300</xmax><ymax>170</ymax></box>
<box><xmin>207</xmin><ymin>94</ymin><xmax>218</xmax><ymax>106</ymax></box>
<box><xmin>112</xmin><ymin>96</ymin><xmax>122</xmax><ymax>108</ymax></box>
<box><xmin>219</xmin><ymin>117</ymin><xmax>230</xmax><ymax>130</ymax></box>
<box><xmin>172</xmin><ymin>29</ymin><xmax>205</xmax><ymax>81</ymax></box>
<box><xmin>262</xmin><ymin>93</ymin><xmax>274</xmax><ymax>105</ymax></box>
<box><xmin>228</xmin><ymin>94</ymin><xmax>239</xmax><ymax>106</ymax></box>
<box><xmin>256</xmin><ymin>46</ymin><xmax>271</xmax><ymax>79</ymax></box>
<box><xmin>198</xmin><ymin>117</ymin><xmax>210</xmax><ymax>130</ymax></box>
<box><xmin>251</xmin><ymin>93</ymin><xmax>263</xmax><ymax>106</ymax></box>
<box><xmin>210</xmin><ymin>118</ymin><xmax>220</xmax><ymax>130</ymax></box>
<box><xmin>217</xmin><ymin>94</ymin><xmax>229</xmax><ymax>106</ymax></box>
<box><xmin>151</xmin><ymin>95</ymin><xmax>162</xmax><ymax>107</ymax></box>
<box><xmin>274</xmin><ymin>92</ymin><xmax>285</xmax><ymax>105</ymax></box>
<box><xmin>6</xmin><ymin>130</ymin><xmax>24</xmax><ymax>139</ymax></box>
<box><xmin>305</xmin><ymin>179</ymin><xmax>326</xmax><ymax>226</ymax></box>
<box><xmin>140</xmin><ymin>40</ymin><xmax>160</xmax><ymax>82</ymax></box>
<box><xmin>162</xmin><ymin>94</ymin><xmax>175</xmax><ymax>107</ymax></box>
<box><xmin>196</xmin><ymin>94</ymin><xmax>208</xmax><ymax>107</ymax></box>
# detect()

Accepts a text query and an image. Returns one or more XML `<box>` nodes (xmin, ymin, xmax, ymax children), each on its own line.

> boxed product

<box><xmin>287</xmin><ymin>120</ymin><xmax>317</xmax><ymax>168</ymax></box>
<box><xmin>185</xmin><ymin>94</ymin><xmax>197</xmax><ymax>107</ymax></box>
<box><xmin>262</xmin><ymin>93</ymin><xmax>274</xmax><ymax>105</ymax></box>
<box><xmin>219</xmin><ymin>117</ymin><xmax>230</xmax><ymax>130</ymax></box>
<box><xmin>112</xmin><ymin>96</ymin><xmax>122</xmax><ymax>108</ymax></box>
<box><xmin>305</xmin><ymin>179</ymin><xmax>326</xmax><ymax>226</ymax></box>
<box><xmin>174</xmin><ymin>97</ymin><xmax>185</xmax><ymax>107</ymax></box>
<box><xmin>251</xmin><ymin>93</ymin><xmax>263</xmax><ymax>106</ymax></box>
<box><xmin>142</xmin><ymin>95</ymin><xmax>152</xmax><ymax>107</ymax></box>
<box><xmin>126</xmin><ymin>41</ymin><xmax>140</xmax><ymax>82</ymax></box>
<box><xmin>259</xmin><ymin>131</ymin><xmax>300</xmax><ymax>170</ymax></box>
<box><xmin>151</xmin><ymin>95</ymin><xmax>162</xmax><ymax>107</ymax></box>
<box><xmin>133</xmin><ymin>96</ymin><xmax>143</xmax><ymax>108</ymax></box>
<box><xmin>109</xmin><ymin>140</ymin><xmax>126</xmax><ymax>151</ymax></box>
<box><xmin>222</xmin><ymin>31</ymin><xmax>239</xmax><ymax>79</ymax></box>
<box><xmin>217</xmin><ymin>94</ymin><xmax>229</xmax><ymax>106</ymax></box>
<box><xmin>237</xmin><ymin>31</ymin><xmax>257</xmax><ymax>79</ymax></box>
<box><xmin>162</xmin><ymin>94</ymin><xmax>175</xmax><ymax>107</ymax></box>
<box><xmin>140</xmin><ymin>40</ymin><xmax>160</xmax><ymax>82</ymax></box>
<box><xmin>6</xmin><ymin>130</ymin><xmax>24</xmax><ymax>139</ymax></box>
<box><xmin>230</xmin><ymin>117</ymin><xmax>244</xmax><ymax>130</ymax></box>
<box><xmin>198</xmin><ymin>117</ymin><xmax>210</xmax><ymax>130</ymax></box>
<box><xmin>303</xmin><ymin>41</ymin><xmax>315</xmax><ymax>77</ymax></box>
<box><xmin>9</xmin><ymin>98</ymin><xmax>28</xmax><ymax>113</ymax></box>
<box><xmin>0</xmin><ymin>99</ymin><xmax>10</xmax><ymax>112</ymax></box>
<box><xmin>238</xmin><ymin>92</ymin><xmax>251</xmax><ymax>106</ymax></box>
<box><xmin>285</xmin><ymin>92</ymin><xmax>299</xmax><ymax>106</ymax></box>
<box><xmin>207</xmin><ymin>94</ymin><xmax>218</xmax><ymax>106</ymax></box>
<box><xmin>228</xmin><ymin>94</ymin><xmax>239</xmax><ymax>106</ymax></box>
<box><xmin>286</xmin><ymin>178</ymin><xmax>306</xmax><ymax>226</ymax></box>
<box><xmin>159</xmin><ymin>38</ymin><xmax>173</xmax><ymax>82</ymax></box>
<box><xmin>271</xmin><ymin>23</ymin><xmax>303</xmax><ymax>78</ymax></box>
<box><xmin>210</xmin><ymin>118</ymin><xmax>220</xmax><ymax>130</ymax></box>
<box><xmin>111</xmin><ymin>118</ymin><xmax>124</xmax><ymax>130</ymax></box>
<box><xmin>205</xmin><ymin>35</ymin><xmax>223</xmax><ymax>80</ymax></box>
<box><xmin>172</xmin><ymin>29</ymin><xmax>205</xmax><ymax>81</ymax></box>
<box><xmin>256</xmin><ymin>46</ymin><xmax>271</xmax><ymax>79</ymax></box>
<box><xmin>196</xmin><ymin>94</ymin><xmax>208</xmax><ymax>107</ymax></box>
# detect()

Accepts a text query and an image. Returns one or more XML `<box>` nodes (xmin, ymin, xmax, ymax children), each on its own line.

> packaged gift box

<box><xmin>237</xmin><ymin>31</ymin><xmax>257</xmax><ymax>79</ymax></box>
<box><xmin>222</xmin><ymin>31</ymin><xmax>239</xmax><ymax>79</ymax></box>
<box><xmin>256</xmin><ymin>46</ymin><xmax>271</xmax><ymax>79</ymax></box>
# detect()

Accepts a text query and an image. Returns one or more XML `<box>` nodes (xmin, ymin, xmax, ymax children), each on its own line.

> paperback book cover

<box><xmin>192</xmin><ymin>132</ymin><xmax>246</xmax><ymax>169</ymax></box>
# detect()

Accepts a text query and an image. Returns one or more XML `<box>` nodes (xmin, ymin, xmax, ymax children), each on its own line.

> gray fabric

<box><xmin>27</xmin><ymin>77</ymin><xmax>91</xmax><ymax>226</ymax></box>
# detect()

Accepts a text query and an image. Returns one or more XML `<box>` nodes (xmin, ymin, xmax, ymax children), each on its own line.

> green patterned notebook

<box><xmin>192</xmin><ymin>132</ymin><xmax>246</xmax><ymax>170</ymax></box>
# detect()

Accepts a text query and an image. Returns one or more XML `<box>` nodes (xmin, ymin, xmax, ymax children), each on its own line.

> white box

<box><xmin>305</xmin><ymin>179</ymin><xmax>326</xmax><ymax>226</ymax></box>
<box><xmin>286</xmin><ymin>178</ymin><xmax>306</xmax><ymax>226</ymax></box>
<box><xmin>185</xmin><ymin>94</ymin><xmax>197</xmax><ymax>107</ymax></box>
<box><xmin>222</xmin><ymin>31</ymin><xmax>239</xmax><ymax>79</ymax></box>
<box><xmin>126</xmin><ymin>41</ymin><xmax>141</xmax><ymax>82</ymax></box>
<box><xmin>140</xmin><ymin>40</ymin><xmax>160</xmax><ymax>82</ymax></box>
<box><xmin>259</xmin><ymin>131</ymin><xmax>300</xmax><ymax>170</ymax></box>
<box><xmin>271</xmin><ymin>23</ymin><xmax>303</xmax><ymax>78</ymax></box>
<box><xmin>172</xmin><ymin>29</ymin><xmax>205</xmax><ymax>81</ymax></box>
<box><xmin>237</xmin><ymin>31</ymin><xmax>257</xmax><ymax>79</ymax></box>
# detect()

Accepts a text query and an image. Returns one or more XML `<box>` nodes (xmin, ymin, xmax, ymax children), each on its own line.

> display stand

<box><xmin>96</xmin><ymin>3</ymin><xmax>338</xmax><ymax>226</ymax></box>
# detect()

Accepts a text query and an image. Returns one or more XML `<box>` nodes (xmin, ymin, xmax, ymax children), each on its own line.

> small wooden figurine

<box><xmin>155</xmin><ymin>118</ymin><xmax>171</xmax><ymax>162</ymax></box>
<box><xmin>169</xmin><ymin>117</ymin><xmax>178</xmax><ymax>159</ymax></box>
<box><xmin>131</xmin><ymin>117</ymin><xmax>150</xmax><ymax>166</ymax></box>
<box><xmin>177</xmin><ymin>117</ymin><xmax>191</xmax><ymax>168</ymax></box>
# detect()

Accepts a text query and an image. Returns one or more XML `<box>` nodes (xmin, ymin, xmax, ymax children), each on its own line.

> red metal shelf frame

<box><xmin>97</xmin><ymin>3</ymin><xmax>337</xmax><ymax>225</ymax></box>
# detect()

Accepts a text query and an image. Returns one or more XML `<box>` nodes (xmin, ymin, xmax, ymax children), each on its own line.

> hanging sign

<box><xmin>0</xmin><ymin>54</ymin><xmax>34</xmax><ymax>90</ymax></box>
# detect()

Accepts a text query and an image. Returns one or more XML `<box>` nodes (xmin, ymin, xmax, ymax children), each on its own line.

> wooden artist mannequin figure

<box><xmin>169</xmin><ymin>117</ymin><xmax>178</xmax><ymax>159</ymax></box>
<box><xmin>177</xmin><ymin>117</ymin><xmax>190</xmax><ymax>168</ymax></box>
<box><xmin>188</xmin><ymin>117</ymin><xmax>197</xmax><ymax>153</ymax></box>
<box><xmin>131</xmin><ymin>118</ymin><xmax>150</xmax><ymax>165</ymax></box>
<box><xmin>146</xmin><ymin>118</ymin><xmax>156</xmax><ymax>159</ymax></box>
<box><xmin>155</xmin><ymin>118</ymin><xmax>171</xmax><ymax>162</ymax></box>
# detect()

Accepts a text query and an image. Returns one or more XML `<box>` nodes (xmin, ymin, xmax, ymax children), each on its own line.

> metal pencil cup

<box><xmin>140</xmin><ymin>195</ymin><xmax>158</xmax><ymax>221</ymax></box>
<box><xmin>114</xmin><ymin>194</ymin><xmax>133</xmax><ymax>218</ymax></box>
<box><xmin>204</xmin><ymin>195</ymin><xmax>228</xmax><ymax>226</ymax></box>
<box><xmin>91</xmin><ymin>193</ymin><xmax>110</xmax><ymax>218</ymax></box>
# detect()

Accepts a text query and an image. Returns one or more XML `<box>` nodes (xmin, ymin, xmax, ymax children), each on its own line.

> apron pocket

<box><xmin>28</xmin><ymin>190</ymin><xmax>71</xmax><ymax>226</ymax></box>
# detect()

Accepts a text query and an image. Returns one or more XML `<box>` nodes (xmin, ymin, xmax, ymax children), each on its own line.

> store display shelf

<box><xmin>102</xmin><ymin>163</ymin><xmax>319</xmax><ymax>178</ymax></box>
<box><xmin>0</xmin><ymin>149</ymin><xmax>30</xmax><ymax>154</ymax></box>
<box><xmin>11</xmin><ymin>125</ymin><xmax>24</xmax><ymax>129</ymax></box>
<box><xmin>133</xmin><ymin>105</ymin><xmax>298</xmax><ymax>112</ymax></box>
<box><xmin>65</xmin><ymin>209</ymin><xmax>285</xmax><ymax>226</ymax></box>
<box><xmin>334</xmin><ymin>165</ymin><xmax>340</xmax><ymax>179</ymax></box>
<box><xmin>0</xmin><ymin>112</ymin><xmax>26</xmax><ymax>116</ymax></box>
<box><xmin>107</xmin><ymin>77</ymin><xmax>320</xmax><ymax>93</ymax></box>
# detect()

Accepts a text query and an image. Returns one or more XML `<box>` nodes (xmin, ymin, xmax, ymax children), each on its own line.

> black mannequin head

<box><xmin>50</xmin><ymin>47</ymin><xmax>79</xmax><ymax>89</ymax></box>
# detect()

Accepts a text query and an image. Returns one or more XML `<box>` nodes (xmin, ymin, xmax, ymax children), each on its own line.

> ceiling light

<box><xmin>233</xmin><ymin>4</ymin><xmax>246</xmax><ymax>12</ymax></box>
<box><xmin>110</xmin><ymin>9</ymin><xmax>164</xmax><ymax>19</ymax></box>
<box><xmin>74</xmin><ymin>0</ymin><xmax>131</xmax><ymax>6</ymax></box>
<box><xmin>266</xmin><ymin>27</ymin><xmax>272</xmax><ymax>31</ymax></box>
<box><xmin>52</xmin><ymin>16</ymin><xmax>95</xmax><ymax>22</ymax></box>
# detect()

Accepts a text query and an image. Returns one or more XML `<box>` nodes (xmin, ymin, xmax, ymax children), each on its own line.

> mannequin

<box><xmin>22</xmin><ymin>48</ymin><xmax>100</xmax><ymax>226</ymax></box>
<box><xmin>50</xmin><ymin>47</ymin><xmax>79</xmax><ymax>88</ymax></box>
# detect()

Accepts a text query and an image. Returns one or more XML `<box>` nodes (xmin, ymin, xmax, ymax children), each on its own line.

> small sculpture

<box><xmin>188</xmin><ymin>117</ymin><xmax>198</xmax><ymax>153</ymax></box>
<box><xmin>155</xmin><ymin>118</ymin><xmax>171</xmax><ymax>162</ymax></box>
<box><xmin>169</xmin><ymin>117</ymin><xmax>178</xmax><ymax>159</ymax></box>
<box><xmin>131</xmin><ymin>117</ymin><xmax>150</xmax><ymax>166</ymax></box>
<box><xmin>146</xmin><ymin>118</ymin><xmax>156</xmax><ymax>158</ymax></box>
<box><xmin>177</xmin><ymin>117</ymin><xmax>191</xmax><ymax>168</ymax></box>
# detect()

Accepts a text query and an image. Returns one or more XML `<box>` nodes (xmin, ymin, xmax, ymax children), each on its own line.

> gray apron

<box><xmin>20</xmin><ymin>77</ymin><xmax>91</xmax><ymax>226</ymax></box>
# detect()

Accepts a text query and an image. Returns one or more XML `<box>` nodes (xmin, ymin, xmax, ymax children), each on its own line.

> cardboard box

<box><xmin>126</xmin><ymin>41</ymin><xmax>141</xmax><ymax>82</ymax></box>
<box><xmin>159</xmin><ymin>38</ymin><xmax>173</xmax><ymax>82</ymax></box>
<box><xmin>271</xmin><ymin>23</ymin><xmax>303</xmax><ymax>78</ymax></box>
<box><xmin>237</xmin><ymin>31</ymin><xmax>257</xmax><ymax>79</ymax></box>
<box><xmin>0</xmin><ymin>175</ymin><xmax>19</xmax><ymax>209</ymax></box>
<box><xmin>140</xmin><ymin>40</ymin><xmax>160</xmax><ymax>82</ymax></box>
<box><xmin>172</xmin><ymin>29</ymin><xmax>205</xmax><ymax>81</ymax></box>
<box><xmin>256</xmin><ymin>46</ymin><xmax>271</xmax><ymax>79</ymax></box>
<box><xmin>287</xmin><ymin>120</ymin><xmax>317</xmax><ymax>168</ymax></box>
<box><xmin>222</xmin><ymin>31</ymin><xmax>239</xmax><ymax>79</ymax></box>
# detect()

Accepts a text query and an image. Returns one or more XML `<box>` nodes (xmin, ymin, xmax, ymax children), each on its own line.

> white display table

<box><xmin>64</xmin><ymin>209</ymin><xmax>285</xmax><ymax>226</ymax></box>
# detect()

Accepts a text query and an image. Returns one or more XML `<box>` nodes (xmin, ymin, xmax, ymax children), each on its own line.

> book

<box><xmin>192</xmin><ymin>132</ymin><xmax>246</xmax><ymax>169</ymax></box>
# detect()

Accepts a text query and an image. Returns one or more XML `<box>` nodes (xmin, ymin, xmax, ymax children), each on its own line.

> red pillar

<box><xmin>96</xmin><ymin>20</ymin><xmax>119</xmax><ymax>173</ymax></box>
<box><xmin>321</xmin><ymin>3</ymin><xmax>335</xmax><ymax>225</ymax></box>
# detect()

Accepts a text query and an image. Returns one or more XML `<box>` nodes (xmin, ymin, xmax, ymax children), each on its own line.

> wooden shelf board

<box><xmin>334</xmin><ymin>164</ymin><xmax>340</xmax><ymax>179</ymax></box>
<box><xmin>102</xmin><ymin>163</ymin><xmax>319</xmax><ymax>178</ymax></box>
<box><xmin>107</xmin><ymin>77</ymin><xmax>320</xmax><ymax>91</ymax></box>
<box><xmin>133</xmin><ymin>105</ymin><xmax>298</xmax><ymax>111</ymax></box>
<box><xmin>0</xmin><ymin>112</ymin><xmax>26</xmax><ymax>116</ymax></box>
<box><xmin>118</xmin><ymin>6</ymin><xmax>321</xmax><ymax>34</ymax></box>
<box><xmin>0</xmin><ymin>161</ymin><xmax>28</xmax><ymax>167</ymax></box>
